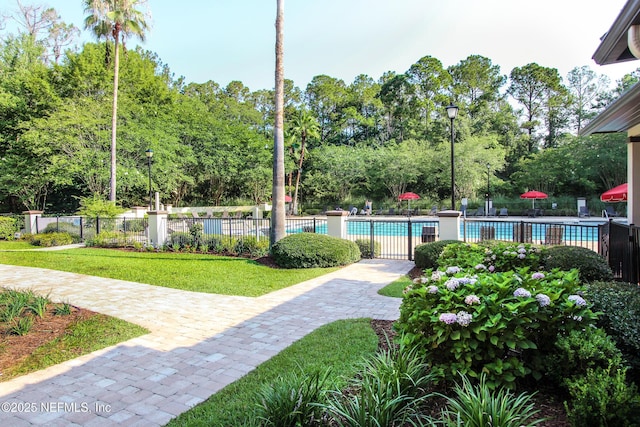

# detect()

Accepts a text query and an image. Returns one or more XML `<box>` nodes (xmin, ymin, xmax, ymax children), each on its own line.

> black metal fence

<box><xmin>29</xmin><ymin>215</ymin><xmax>610</xmax><ymax>264</ymax></box>
<box><xmin>599</xmin><ymin>221</ymin><xmax>640</xmax><ymax>284</ymax></box>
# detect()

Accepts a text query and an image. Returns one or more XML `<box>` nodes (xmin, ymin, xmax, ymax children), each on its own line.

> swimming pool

<box><xmin>288</xmin><ymin>219</ymin><xmax>601</xmax><ymax>242</ymax></box>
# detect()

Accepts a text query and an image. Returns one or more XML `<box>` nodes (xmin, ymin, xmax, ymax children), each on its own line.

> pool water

<box><xmin>291</xmin><ymin>220</ymin><xmax>601</xmax><ymax>242</ymax></box>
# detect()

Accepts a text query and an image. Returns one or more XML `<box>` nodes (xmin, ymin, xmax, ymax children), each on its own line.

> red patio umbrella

<box><xmin>398</xmin><ymin>192</ymin><xmax>420</xmax><ymax>210</ymax></box>
<box><xmin>284</xmin><ymin>194</ymin><xmax>292</xmax><ymax>203</ymax></box>
<box><xmin>520</xmin><ymin>190</ymin><xmax>548</xmax><ymax>209</ymax></box>
<box><xmin>600</xmin><ymin>183</ymin><xmax>627</xmax><ymax>203</ymax></box>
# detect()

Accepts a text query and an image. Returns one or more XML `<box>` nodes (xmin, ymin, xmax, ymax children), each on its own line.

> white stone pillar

<box><xmin>148</xmin><ymin>211</ymin><xmax>168</xmax><ymax>248</ymax></box>
<box><xmin>23</xmin><ymin>210</ymin><xmax>43</xmax><ymax>234</ymax></box>
<box><xmin>252</xmin><ymin>206</ymin><xmax>263</xmax><ymax>219</ymax></box>
<box><xmin>326</xmin><ymin>210</ymin><xmax>349</xmax><ymax>239</ymax></box>
<box><xmin>437</xmin><ymin>210</ymin><xmax>461</xmax><ymax>241</ymax></box>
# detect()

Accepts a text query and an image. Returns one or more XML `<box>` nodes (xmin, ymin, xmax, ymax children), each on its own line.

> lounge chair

<box><xmin>349</xmin><ymin>206</ymin><xmax>358</xmax><ymax>216</ymax></box>
<box><xmin>222</xmin><ymin>210</ymin><xmax>230</xmax><ymax>219</ymax></box>
<box><xmin>475</xmin><ymin>206</ymin><xmax>485</xmax><ymax>216</ymax></box>
<box><xmin>544</xmin><ymin>226</ymin><xmax>564</xmax><ymax>245</ymax></box>
<box><xmin>499</xmin><ymin>208</ymin><xmax>508</xmax><ymax>217</ymax></box>
<box><xmin>479</xmin><ymin>226</ymin><xmax>495</xmax><ymax>241</ymax></box>
<box><xmin>604</xmin><ymin>206</ymin><xmax>619</xmax><ymax>218</ymax></box>
<box><xmin>488</xmin><ymin>207</ymin><xmax>497</xmax><ymax>217</ymax></box>
<box><xmin>579</xmin><ymin>206</ymin><xmax>590</xmax><ymax>218</ymax></box>
<box><xmin>234</xmin><ymin>211</ymin><xmax>243</xmax><ymax>219</ymax></box>
<box><xmin>513</xmin><ymin>223</ymin><xmax>532</xmax><ymax>243</ymax></box>
<box><xmin>191</xmin><ymin>211</ymin><xmax>200</xmax><ymax>218</ymax></box>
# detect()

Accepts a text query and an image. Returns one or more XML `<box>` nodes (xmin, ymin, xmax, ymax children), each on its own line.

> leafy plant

<box><xmin>321</xmin><ymin>341</ymin><xmax>435</xmax><ymax>426</ymax></box>
<box><xmin>543</xmin><ymin>246</ymin><xmax>613</xmax><ymax>282</ymax></box>
<box><xmin>75</xmin><ymin>194</ymin><xmax>126</xmax><ymax>218</ymax></box>
<box><xmin>564</xmin><ymin>366</ymin><xmax>640</xmax><ymax>427</ymax></box>
<box><xmin>233</xmin><ymin>236</ymin><xmax>269</xmax><ymax>258</ymax></box>
<box><xmin>54</xmin><ymin>303</ymin><xmax>72</xmax><ymax>316</ymax></box>
<box><xmin>396</xmin><ymin>267</ymin><xmax>597</xmax><ymax>389</ymax></box>
<box><xmin>354</xmin><ymin>238</ymin><xmax>381</xmax><ymax>259</ymax></box>
<box><xmin>587</xmin><ymin>280</ymin><xmax>640</xmax><ymax>383</ymax></box>
<box><xmin>28</xmin><ymin>232</ymin><xmax>74</xmax><ymax>247</ymax></box>
<box><xmin>9</xmin><ymin>315</ymin><xmax>34</xmax><ymax>336</ymax></box>
<box><xmin>414</xmin><ymin>240</ymin><xmax>458</xmax><ymax>269</ymax></box>
<box><xmin>254</xmin><ymin>368</ymin><xmax>330</xmax><ymax>426</ymax></box>
<box><xmin>439</xmin><ymin>374</ymin><xmax>543</xmax><ymax>427</ymax></box>
<box><xmin>439</xmin><ymin>241</ymin><xmax>544</xmax><ymax>273</ymax></box>
<box><xmin>85</xmin><ymin>231</ymin><xmax>137</xmax><ymax>248</ymax></box>
<box><xmin>0</xmin><ymin>216</ymin><xmax>18</xmax><ymax>240</ymax></box>
<box><xmin>28</xmin><ymin>294</ymin><xmax>49</xmax><ymax>318</ymax></box>
<box><xmin>271</xmin><ymin>234</ymin><xmax>360</xmax><ymax>268</ymax></box>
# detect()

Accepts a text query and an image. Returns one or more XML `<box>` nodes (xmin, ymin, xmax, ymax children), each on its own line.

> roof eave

<box><xmin>593</xmin><ymin>0</ymin><xmax>640</xmax><ymax>65</ymax></box>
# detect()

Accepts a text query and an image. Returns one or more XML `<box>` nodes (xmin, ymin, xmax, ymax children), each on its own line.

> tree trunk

<box><xmin>270</xmin><ymin>0</ymin><xmax>286</xmax><ymax>246</ymax></box>
<box><xmin>109</xmin><ymin>29</ymin><xmax>121</xmax><ymax>202</ymax></box>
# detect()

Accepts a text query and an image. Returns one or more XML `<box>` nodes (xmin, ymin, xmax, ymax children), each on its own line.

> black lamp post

<box><xmin>445</xmin><ymin>104</ymin><xmax>459</xmax><ymax>210</ymax></box>
<box><xmin>145</xmin><ymin>148</ymin><xmax>153</xmax><ymax>210</ymax></box>
<box><xmin>486</xmin><ymin>163</ymin><xmax>491</xmax><ymax>216</ymax></box>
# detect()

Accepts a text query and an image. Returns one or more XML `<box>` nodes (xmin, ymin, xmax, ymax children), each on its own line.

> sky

<box><xmin>5</xmin><ymin>0</ymin><xmax>640</xmax><ymax>91</ymax></box>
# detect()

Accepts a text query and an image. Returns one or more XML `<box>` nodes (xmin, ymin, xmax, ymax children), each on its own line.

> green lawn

<box><xmin>378</xmin><ymin>274</ymin><xmax>412</xmax><ymax>298</ymax></box>
<box><xmin>0</xmin><ymin>248</ymin><xmax>338</xmax><ymax>296</ymax></box>
<box><xmin>167</xmin><ymin>318</ymin><xmax>378</xmax><ymax>426</ymax></box>
<box><xmin>0</xmin><ymin>240</ymin><xmax>38</xmax><ymax>250</ymax></box>
<box><xmin>3</xmin><ymin>314</ymin><xmax>148</xmax><ymax>381</ymax></box>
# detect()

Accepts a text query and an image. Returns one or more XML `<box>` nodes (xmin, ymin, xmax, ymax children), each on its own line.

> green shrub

<box><xmin>253</xmin><ymin>369</ymin><xmax>330</xmax><ymax>426</ymax></box>
<box><xmin>233</xmin><ymin>236</ymin><xmax>269</xmax><ymax>258</ymax></box>
<box><xmin>271</xmin><ymin>234</ymin><xmax>360</xmax><ymax>268</ymax></box>
<box><xmin>586</xmin><ymin>280</ymin><xmax>640</xmax><ymax>383</ymax></box>
<box><xmin>414</xmin><ymin>240</ymin><xmax>458</xmax><ymax>269</ymax></box>
<box><xmin>42</xmin><ymin>222</ymin><xmax>82</xmax><ymax>242</ymax></box>
<box><xmin>75</xmin><ymin>194</ymin><xmax>126</xmax><ymax>218</ymax></box>
<box><xmin>396</xmin><ymin>267</ymin><xmax>597</xmax><ymax>389</ymax></box>
<box><xmin>322</xmin><ymin>343</ymin><xmax>435</xmax><ymax>426</ymax></box>
<box><xmin>355</xmin><ymin>238</ymin><xmax>381</xmax><ymax>259</ymax></box>
<box><xmin>543</xmin><ymin>246</ymin><xmax>613</xmax><ymax>282</ymax></box>
<box><xmin>28</xmin><ymin>232</ymin><xmax>74</xmax><ymax>247</ymax></box>
<box><xmin>543</xmin><ymin>326</ymin><xmax>625</xmax><ymax>387</ymax></box>
<box><xmin>0</xmin><ymin>216</ymin><xmax>17</xmax><ymax>240</ymax></box>
<box><xmin>564</xmin><ymin>366</ymin><xmax>640</xmax><ymax>427</ymax></box>
<box><xmin>439</xmin><ymin>241</ymin><xmax>545</xmax><ymax>272</ymax></box>
<box><xmin>439</xmin><ymin>374</ymin><xmax>542</xmax><ymax>427</ymax></box>
<box><xmin>85</xmin><ymin>231</ymin><xmax>137</xmax><ymax>248</ymax></box>
<box><xmin>167</xmin><ymin>232</ymin><xmax>194</xmax><ymax>250</ymax></box>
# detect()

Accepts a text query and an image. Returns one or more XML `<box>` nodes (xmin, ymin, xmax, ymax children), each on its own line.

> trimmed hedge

<box><xmin>271</xmin><ymin>233</ymin><xmax>360</xmax><ymax>268</ymax></box>
<box><xmin>0</xmin><ymin>216</ymin><xmax>17</xmax><ymax>240</ymax></box>
<box><xmin>414</xmin><ymin>240</ymin><xmax>459</xmax><ymax>270</ymax></box>
<box><xmin>543</xmin><ymin>246</ymin><xmax>613</xmax><ymax>282</ymax></box>
<box><xmin>354</xmin><ymin>238</ymin><xmax>381</xmax><ymax>259</ymax></box>
<box><xmin>27</xmin><ymin>232</ymin><xmax>74</xmax><ymax>247</ymax></box>
<box><xmin>586</xmin><ymin>280</ymin><xmax>640</xmax><ymax>384</ymax></box>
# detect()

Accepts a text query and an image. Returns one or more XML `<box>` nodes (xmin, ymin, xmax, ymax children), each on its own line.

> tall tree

<box><xmin>566</xmin><ymin>66</ymin><xmax>609</xmax><ymax>134</ymax></box>
<box><xmin>288</xmin><ymin>109</ymin><xmax>319</xmax><ymax>215</ymax></box>
<box><xmin>271</xmin><ymin>0</ymin><xmax>285</xmax><ymax>245</ymax></box>
<box><xmin>83</xmin><ymin>0</ymin><xmax>149</xmax><ymax>202</ymax></box>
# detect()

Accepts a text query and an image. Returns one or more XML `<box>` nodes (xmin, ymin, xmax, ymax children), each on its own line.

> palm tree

<box><xmin>289</xmin><ymin>110</ymin><xmax>319</xmax><ymax>215</ymax></box>
<box><xmin>270</xmin><ymin>0</ymin><xmax>286</xmax><ymax>246</ymax></box>
<box><xmin>83</xmin><ymin>0</ymin><xmax>149</xmax><ymax>202</ymax></box>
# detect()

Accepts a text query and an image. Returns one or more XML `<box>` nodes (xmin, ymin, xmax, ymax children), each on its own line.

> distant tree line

<box><xmin>0</xmin><ymin>2</ymin><xmax>630</xmax><ymax>213</ymax></box>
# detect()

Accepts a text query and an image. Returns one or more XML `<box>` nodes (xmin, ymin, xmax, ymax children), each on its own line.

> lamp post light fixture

<box><xmin>486</xmin><ymin>163</ymin><xmax>491</xmax><ymax>216</ymax></box>
<box><xmin>445</xmin><ymin>103</ymin><xmax>459</xmax><ymax>210</ymax></box>
<box><xmin>145</xmin><ymin>148</ymin><xmax>153</xmax><ymax>210</ymax></box>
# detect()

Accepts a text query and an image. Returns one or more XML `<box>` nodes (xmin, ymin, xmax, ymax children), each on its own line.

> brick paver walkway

<box><xmin>0</xmin><ymin>259</ymin><xmax>412</xmax><ymax>426</ymax></box>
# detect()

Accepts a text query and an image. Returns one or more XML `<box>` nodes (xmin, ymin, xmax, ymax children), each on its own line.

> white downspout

<box><xmin>628</xmin><ymin>25</ymin><xmax>640</xmax><ymax>58</ymax></box>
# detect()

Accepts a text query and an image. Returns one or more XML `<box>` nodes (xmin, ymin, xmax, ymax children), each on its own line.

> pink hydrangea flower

<box><xmin>439</xmin><ymin>313</ymin><xmax>458</xmax><ymax>324</ymax></box>
<box><xmin>456</xmin><ymin>311</ymin><xmax>473</xmax><ymax>327</ymax></box>
<box><xmin>568</xmin><ymin>295</ymin><xmax>587</xmax><ymax>306</ymax></box>
<box><xmin>464</xmin><ymin>295</ymin><xmax>480</xmax><ymax>305</ymax></box>
<box><xmin>532</xmin><ymin>272</ymin><xmax>545</xmax><ymax>280</ymax></box>
<box><xmin>514</xmin><ymin>288</ymin><xmax>532</xmax><ymax>298</ymax></box>
<box><xmin>536</xmin><ymin>293</ymin><xmax>551</xmax><ymax>307</ymax></box>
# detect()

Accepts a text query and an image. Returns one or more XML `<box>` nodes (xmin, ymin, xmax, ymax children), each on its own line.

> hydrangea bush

<box><xmin>396</xmin><ymin>266</ymin><xmax>597</xmax><ymax>389</ymax></box>
<box><xmin>438</xmin><ymin>242</ymin><xmax>544</xmax><ymax>273</ymax></box>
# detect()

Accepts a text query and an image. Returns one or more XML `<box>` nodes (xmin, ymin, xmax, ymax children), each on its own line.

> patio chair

<box><xmin>221</xmin><ymin>210</ymin><xmax>230</xmax><ymax>219</ymax></box>
<box><xmin>233</xmin><ymin>211</ymin><xmax>243</xmax><ymax>219</ymax></box>
<box><xmin>544</xmin><ymin>226</ymin><xmax>564</xmax><ymax>245</ymax></box>
<box><xmin>479</xmin><ymin>226</ymin><xmax>495</xmax><ymax>241</ymax></box>
<box><xmin>513</xmin><ymin>223</ymin><xmax>532</xmax><ymax>243</ymax></box>
<box><xmin>421</xmin><ymin>226</ymin><xmax>436</xmax><ymax>243</ymax></box>
<box><xmin>499</xmin><ymin>208</ymin><xmax>508</xmax><ymax>217</ymax></box>
<box><xmin>191</xmin><ymin>211</ymin><xmax>200</xmax><ymax>218</ymax></box>
<box><xmin>579</xmin><ymin>206</ymin><xmax>590</xmax><ymax>218</ymax></box>
<box><xmin>605</xmin><ymin>206</ymin><xmax>619</xmax><ymax>218</ymax></box>
<box><xmin>475</xmin><ymin>206</ymin><xmax>485</xmax><ymax>216</ymax></box>
<box><xmin>488</xmin><ymin>207</ymin><xmax>497</xmax><ymax>217</ymax></box>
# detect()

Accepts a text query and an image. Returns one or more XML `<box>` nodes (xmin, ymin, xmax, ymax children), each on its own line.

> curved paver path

<box><xmin>0</xmin><ymin>259</ymin><xmax>412</xmax><ymax>426</ymax></box>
